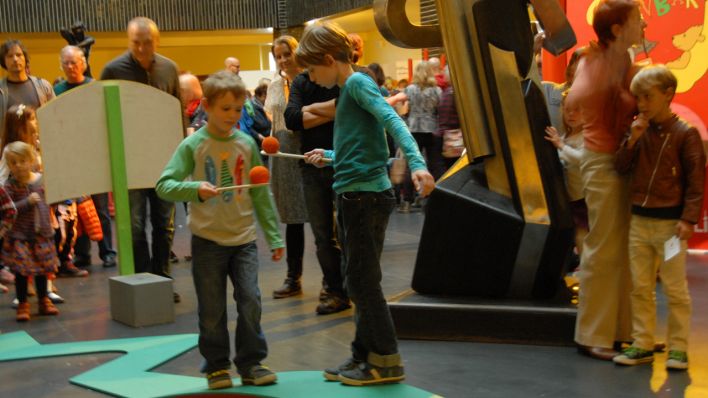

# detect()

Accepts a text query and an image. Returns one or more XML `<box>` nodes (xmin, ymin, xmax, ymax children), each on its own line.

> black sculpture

<box><xmin>374</xmin><ymin>0</ymin><xmax>579</xmax><ymax>344</ymax></box>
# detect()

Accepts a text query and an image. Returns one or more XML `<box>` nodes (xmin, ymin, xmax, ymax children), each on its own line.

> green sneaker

<box><xmin>323</xmin><ymin>357</ymin><xmax>363</xmax><ymax>381</ymax></box>
<box><xmin>239</xmin><ymin>364</ymin><xmax>277</xmax><ymax>386</ymax></box>
<box><xmin>206</xmin><ymin>369</ymin><xmax>233</xmax><ymax>390</ymax></box>
<box><xmin>666</xmin><ymin>350</ymin><xmax>688</xmax><ymax>370</ymax></box>
<box><xmin>338</xmin><ymin>361</ymin><xmax>405</xmax><ymax>386</ymax></box>
<box><xmin>613</xmin><ymin>346</ymin><xmax>654</xmax><ymax>366</ymax></box>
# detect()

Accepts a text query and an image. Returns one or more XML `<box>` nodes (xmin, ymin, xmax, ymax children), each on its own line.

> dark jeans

<box><xmin>129</xmin><ymin>188</ymin><xmax>175</xmax><ymax>277</ymax></box>
<box><xmin>191</xmin><ymin>236</ymin><xmax>267</xmax><ymax>374</ymax></box>
<box><xmin>285</xmin><ymin>223</ymin><xmax>305</xmax><ymax>279</ymax></box>
<box><xmin>336</xmin><ymin>189</ymin><xmax>398</xmax><ymax>360</ymax></box>
<box><xmin>300</xmin><ymin>166</ymin><xmax>345</xmax><ymax>296</ymax></box>
<box><xmin>75</xmin><ymin>193</ymin><xmax>117</xmax><ymax>263</ymax></box>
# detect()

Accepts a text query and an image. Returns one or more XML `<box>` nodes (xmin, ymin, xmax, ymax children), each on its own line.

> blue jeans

<box><xmin>301</xmin><ymin>166</ymin><xmax>346</xmax><ymax>296</ymax></box>
<box><xmin>191</xmin><ymin>236</ymin><xmax>268</xmax><ymax>374</ymax></box>
<box><xmin>336</xmin><ymin>189</ymin><xmax>398</xmax><ymax>360</ymax></box>
<box><xmin>129</xmin><ymin>188</ymin><xmax>175</xmax><ymax>277</ymax></box>
<box><xmin>74</xmin><ymin>193</ymin><xmax>117</xmax><ymax>262</ymax></box>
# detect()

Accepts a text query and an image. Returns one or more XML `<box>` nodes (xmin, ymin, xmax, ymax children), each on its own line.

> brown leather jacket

<box><xmin>615</xmin><ymin>115</ymin><xmax>706</xmax><ymax>223</ymax></box>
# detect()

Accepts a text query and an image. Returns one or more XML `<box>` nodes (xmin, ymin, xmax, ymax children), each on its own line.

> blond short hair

<box><xmin>295</xmin><ymin>23</ymin><xmax>352</xmax><ymax>67</ymax></box>
<box><xmin>412</xmin><ymin>61</ymin><xmax>437</xmax><ymax>89</ymax></box>
<box><xmin>630</xmin><ymin>64</ymin><xmax>677</xmax><ymax>96</ymax></box>
<box><xmin>202</xmin><ymin>70</ymin><xmax>246</xmax><ymax>103</ymax></box>
<box><xmin>3</xmin><ymin>141</ymin><xmax>36</xmax><ymax>163</ymax></box>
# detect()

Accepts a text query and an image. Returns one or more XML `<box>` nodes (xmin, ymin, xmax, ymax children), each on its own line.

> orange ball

<box><xmin>249</xmin><ymin>166</ymin><xmax>270</xmax><ymax>184</ymax></box>
<box><xmin>262</xmin><ymin>136</ymin><xmax>280</xmax><ymax>154</ymax></box>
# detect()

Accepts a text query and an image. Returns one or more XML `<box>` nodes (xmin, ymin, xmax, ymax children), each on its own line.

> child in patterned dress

<box><xmin>2</xmin><ymin>141</ymin><xmax>60</xmax><ymax>321</ymax></box>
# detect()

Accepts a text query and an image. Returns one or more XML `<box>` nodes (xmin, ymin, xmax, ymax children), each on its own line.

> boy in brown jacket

<box><xmin>614</xmin><ymin>64</ymin><xmax>705</xmax><ymax>370</ymax></box>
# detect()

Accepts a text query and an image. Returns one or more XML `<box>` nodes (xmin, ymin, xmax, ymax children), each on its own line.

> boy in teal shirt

<box><xmin>298</xmin><ymin>23</ymin><xmax>435</xmax><ymax>386</ymax></box>
<box><xmin>156</xmin><ymin>71</ymin><xmax>284</xmax><ymax>389</ymax></box>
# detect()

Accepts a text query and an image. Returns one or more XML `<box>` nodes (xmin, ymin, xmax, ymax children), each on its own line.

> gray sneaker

<box><xmin>338</xmin><ymin>361</ymin><xmax>405</xmax><ymax>386</ymax></box>
<box><xmin>239</xmin><ymin>364</ymin><xmax>277</xmax><ymax>386</ymax></box>
<box><xmin>323</xmin><ymin>357</ymin><xmax>363</xmax><ymax>381</ymax></box>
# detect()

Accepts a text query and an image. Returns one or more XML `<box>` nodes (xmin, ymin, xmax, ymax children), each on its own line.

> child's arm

<box><xmin>351</xmin><ymin>74</ymin><xmax>434</xmax><ymax>195</ymax></box>
<box><xmin>0</xmin><ymin>188</ymin><xmax>16</xmax><ymax>238</ymax></box>
<box><xmin>678</xmin><ymin>128</ymin><xmax>706</xmax><ymax>236</ymax></box>
<box><xmin>247</xmin><ymin>140</ymin><xmax>285</xmax><ymax>254</ymax></box>
<box><xmin>156</xmin><ymin>139</ymin><xmax>204</xmax><ymax>202</ymax></box>
<box><xmin>351</xmin><ymin>74</ymin><xmax>426</xmax><ymax>172</ymax></box>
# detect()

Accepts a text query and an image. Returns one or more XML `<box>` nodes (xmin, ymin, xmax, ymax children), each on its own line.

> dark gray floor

<box><xmin>1</xmin><ymin>207</ymin><xmax>707</xmax><ymax>398</ymax></box>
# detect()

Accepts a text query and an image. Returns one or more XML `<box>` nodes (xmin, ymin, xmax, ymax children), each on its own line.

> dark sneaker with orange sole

<box><xmin>324</xmin><ymin>357</ymin><xmax>363</xmax><ymax>381</ymax></box>
<box><xmin>206</xmin><ymin>369</ymin><xmax>233</xmax><ymax>390</ymax></box>
<box><xmin>338</xmin><ymin>361</ymin><xmax>405</xmax><ymax>386</ymax></box>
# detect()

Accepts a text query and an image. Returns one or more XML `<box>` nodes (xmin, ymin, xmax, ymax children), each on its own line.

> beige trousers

<box><xmin>629</xmin><ymin>215</ymin><xmax>691</xmax><ymax>352</ymax></box>
<box><xmin>575</xmin><ymin>149</ymin><xmax>633</xmax><ymax>347</ymax></box>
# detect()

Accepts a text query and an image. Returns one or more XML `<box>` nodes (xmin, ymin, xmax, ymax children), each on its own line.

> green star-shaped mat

<box><xmin>0</xmin><ymin>331</ymin><xmax>441</xmax><ymax>398</ymax></box>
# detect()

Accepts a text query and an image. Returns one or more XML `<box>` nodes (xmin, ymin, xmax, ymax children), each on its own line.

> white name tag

<box><xmin>664</xmin><ymin>236</ymin><xmax>681</xmax><ymax>262</ymax></box>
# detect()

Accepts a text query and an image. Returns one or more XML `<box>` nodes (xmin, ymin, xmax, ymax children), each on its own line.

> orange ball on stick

<box><xmin>262</xmin><ymin>136</ymin><xmax>280</xmax><ymax>154</ymax></box>
<box><xmin>249</xmin><ymin>166</ymin><xmax>270</xmax><ymax>184</ymax></box>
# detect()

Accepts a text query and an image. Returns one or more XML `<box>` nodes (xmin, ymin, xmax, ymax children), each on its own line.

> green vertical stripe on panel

<box><xmin>104</xmin><ymin>83</ymin><xmax>135</xmax><ymax>275</ymax></box>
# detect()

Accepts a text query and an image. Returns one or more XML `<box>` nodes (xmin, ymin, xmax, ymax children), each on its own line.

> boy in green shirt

<box><xmin>298</xmin><ymin>23</ymin><xmax>435</xmax><ymax>386</ymax></box>
<box><xmin>156</xmin><ymin>71</ymin><xmax>284</xmax><ymax>389</ymax></box>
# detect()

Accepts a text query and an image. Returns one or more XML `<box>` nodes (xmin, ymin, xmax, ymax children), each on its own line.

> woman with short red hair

<box><xmin>565</xmin><ymin>0</ymin><xmax>646</xmax><ymax>361</ymax></box>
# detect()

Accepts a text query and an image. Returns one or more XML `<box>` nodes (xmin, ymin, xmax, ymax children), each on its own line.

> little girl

<box><xmin>2</xmin><ymin>141</ymin><xmax>60</xmax><ymax>321</ymax></box>
<box><xmin>545</xmin><ymin>94</ymin><xmax>588</xmax><ymax>266</ymax></box>
<box><xmin>2</xmin><ymin>104</ymin><xmax>71</xmax><ymax>307</ymax></box>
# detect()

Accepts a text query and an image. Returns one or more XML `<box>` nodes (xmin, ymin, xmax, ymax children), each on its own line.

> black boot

<box><xmin>273</xmin><ymin>277</ymin><xmax>302</xmax><ymax>299</ymax></box>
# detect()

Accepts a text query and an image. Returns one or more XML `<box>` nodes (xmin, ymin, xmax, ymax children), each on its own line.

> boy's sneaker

<box><xmin>206</xmin><ymin>369</ymin><xmax>233</xmax><ymax>390</ymax></box>
<box><xmin>323</xmin><ymin>357</ymin><xmax>363</xmax><ymax>381</ymax></box>
<box><xmin>338</xmin><ymin>361</ymin><xmax>405</xmax><ymax>386</ymax></box>
<box><xmin>666</xmin><ymin>350</ymin><xmax>689</xmax><ymax>370</ymax></box>
<box><xmin>239</xmin><ymin>364</ymin><xmax>277</xmax><ymax>386</ymax></box>
<box><xmin>613</xmin><ymin>346</ymin><xmax>654</xmax><ymax>366</ymax></box>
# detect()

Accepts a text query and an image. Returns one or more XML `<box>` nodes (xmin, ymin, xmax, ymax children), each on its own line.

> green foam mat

<box><xmin>0</xmin><ymin>332</ymin><xmax>441</xmax><ymax>398</ymax></box>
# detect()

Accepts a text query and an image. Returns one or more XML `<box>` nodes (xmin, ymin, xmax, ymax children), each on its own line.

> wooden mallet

<box><xmin>260</xmin><ymin>136</ymin><xmax>332</xmax><ymax>163</ymax></box>
<box><xmin>216</xmin><ymin>165</ymin><xmax>271</xmax><ymax>192</ymax></box>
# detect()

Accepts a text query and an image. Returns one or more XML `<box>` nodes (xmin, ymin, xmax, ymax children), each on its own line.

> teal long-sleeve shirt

<box><xmin>156</xmin><ymin>127</ymin><xmax>283</xmax><ymax>249</ymax></box>
<box><xmin>324</xmin><ymin>72</ymin><xmax>427</xmax><ymax>193</ymax></box>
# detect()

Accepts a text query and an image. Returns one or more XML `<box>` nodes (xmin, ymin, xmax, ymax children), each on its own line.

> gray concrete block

<box><xmin>109</xmin><ymin>273</ymin><xmax>175</xmax><ymax>327</ymax></box>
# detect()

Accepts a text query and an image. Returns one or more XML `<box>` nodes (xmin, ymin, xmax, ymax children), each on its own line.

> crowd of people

<box><xmin>0</xmin><ymin>0</ymin><xmax>703</xmax><ymax>390</ymax></box>
<box><xmin>0</xmin><ymin>14</ymin><xmax>439</xmax><ymax>390</ymax></box>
